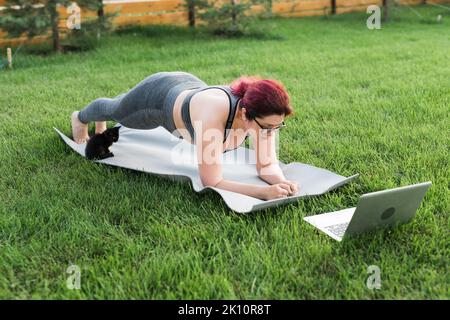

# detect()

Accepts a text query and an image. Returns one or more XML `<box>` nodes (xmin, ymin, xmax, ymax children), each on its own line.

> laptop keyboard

<box><xmin>325</xmin><ymin>223</ymin><xmax>349</xmax><ymax>238</ymax></box>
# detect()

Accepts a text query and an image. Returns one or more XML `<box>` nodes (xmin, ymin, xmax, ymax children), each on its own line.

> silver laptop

<box><xmin>303</xmin><ymin>181</ymin><xmax>432</xmax><ymax>241</ymax></box>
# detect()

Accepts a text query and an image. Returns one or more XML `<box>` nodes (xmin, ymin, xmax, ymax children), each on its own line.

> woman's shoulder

<box><xmin>190</xmin><ymin>87</ymin><xmax>231</xmax><ymax>128</ymax></box>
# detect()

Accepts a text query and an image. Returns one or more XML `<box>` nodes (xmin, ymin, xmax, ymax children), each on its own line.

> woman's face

<box><xmin>253</xmin><ymin>114</ymin><xmax>285</xmax><ymax>130</ymax></box>
<box><xmin>239</xmin><ymin>108</ymin><xmax>285</xmax><ymax>136</ymax></box>
<box><xmin>241</xmin><ymin>109</ymin><xmax>285</xmax><ymax>138</ymax></box>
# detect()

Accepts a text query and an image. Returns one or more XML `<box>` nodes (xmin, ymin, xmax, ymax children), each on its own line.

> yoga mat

<box><xmin>54</xmin><ymin>125</ymin><xmax>359</xmax><ymax>213</ymax></box>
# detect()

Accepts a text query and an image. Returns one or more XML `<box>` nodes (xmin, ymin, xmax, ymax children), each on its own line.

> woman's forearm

<box><xmin>257</xmin><ymin>163</ymin><xmax>286</xmax><ymax>185</ymax></box>
<box><xmin>214</xmin><ymin>179</ymin><xmax>265</xmax><ymax>199</ymax></box>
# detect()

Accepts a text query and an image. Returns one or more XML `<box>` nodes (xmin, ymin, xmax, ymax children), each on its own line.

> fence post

<box><xmin>331</xmin><ymin>0</ymin><xmax>336</xmax><ymax>14</ymax></box>
<box><xmin>97</xmin><ymin>0</ymin><xmax>106</xmax><ymax>39</ymax></box>
<box><xmin>231</xmin><ymin>0</ymin><xmax>237</xmax><ymax>28</ymax></box>
<box><xmin>188</xmin><ymin>1</ymin><xmax>195</xmax><ymax>27</ymax></box>
<box><xmin>7</xmin><ymin>47</ymin><xmax>12</xmax><ymax>69</ymax></box>
<box><xmin>382</xmin><ymin>0</ymin><xmax>389</xmax><ymax>22</ymax></box>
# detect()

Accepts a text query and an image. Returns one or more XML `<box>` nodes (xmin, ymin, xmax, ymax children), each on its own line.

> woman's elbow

<box><xmin>200</xmin><ymin>174</ymin><xmax>223</xmax><ymax>187</ymax></box>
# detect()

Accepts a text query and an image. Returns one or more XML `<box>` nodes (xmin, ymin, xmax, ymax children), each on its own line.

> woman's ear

<box><xmin>241</xmin><ymin>107</ymin><xmax>249</xmax><ymax>122</ymax></box>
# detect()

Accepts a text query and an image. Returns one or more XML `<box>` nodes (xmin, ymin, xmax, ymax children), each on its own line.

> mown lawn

<box><xmin>0</xmin><ymin>5</ymin><xmax>448</xmax><ymax>299</ymax></box>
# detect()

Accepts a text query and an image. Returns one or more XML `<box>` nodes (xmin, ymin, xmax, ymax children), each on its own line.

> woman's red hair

<box><xmin>230</xmin><ymin>75</ymin><xmax>293</xmax><ymax>119</ymax></box>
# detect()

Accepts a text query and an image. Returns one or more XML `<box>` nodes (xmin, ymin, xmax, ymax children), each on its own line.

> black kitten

<box><xmin>85</xmin><ymin>126</ymin><xmax>121</xmax><ymax>160</ymax></box>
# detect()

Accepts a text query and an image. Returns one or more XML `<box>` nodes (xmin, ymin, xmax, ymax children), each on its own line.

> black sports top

<box><xmin>181</xmin><ymin>85</ymin><xmax>246</xmax><ymax>148</ymax></box>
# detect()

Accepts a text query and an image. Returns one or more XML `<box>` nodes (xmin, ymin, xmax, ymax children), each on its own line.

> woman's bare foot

<box><xmin>95</xmin><ymin>121</ymin><xmax>107</xmax><ymax>134</ymax></box>
<box><xmin>71</xmin><ymin>111</ymin><xmax>89</xmax><ymax>144</ymax></box>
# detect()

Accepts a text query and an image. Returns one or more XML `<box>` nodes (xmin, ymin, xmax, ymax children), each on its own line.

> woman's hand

<box><xmin>259</xmin><ymin>182</ymin><xmax>299</xmax><ymax>200</ymax></box>
<box><xmin>280</xmin><ymin>180</ymin><xmax>299</xmax><ymax>195</ymax></box>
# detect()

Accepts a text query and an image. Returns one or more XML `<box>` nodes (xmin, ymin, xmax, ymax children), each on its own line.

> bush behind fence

<box><xmin>0</xmin><ymin>0</ymin><xmax>446</xmax><ymax>46</ymax></box>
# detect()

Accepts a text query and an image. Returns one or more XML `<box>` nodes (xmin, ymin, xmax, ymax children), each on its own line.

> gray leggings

<box><xmin>77</xmin><ymin>71</ymin><xmax>207</xmax><ymax>134</ymax></box>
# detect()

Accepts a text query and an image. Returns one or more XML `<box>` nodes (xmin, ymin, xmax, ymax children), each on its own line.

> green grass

<box><xmin>0</xmin><ymin>4</ymin><xmax>449</xmax><ymax>299</ymax></box>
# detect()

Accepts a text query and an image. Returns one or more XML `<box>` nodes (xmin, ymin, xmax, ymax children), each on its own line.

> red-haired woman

<box><xmin>72</xmin><ymin>71</ymin><xmax>298</xmax><ymax>200</ymax></box>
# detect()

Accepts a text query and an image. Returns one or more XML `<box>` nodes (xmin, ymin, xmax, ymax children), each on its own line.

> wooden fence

<box><xmin>0</xmin><ymin>0</ymin><xmax>447</xmax><ymax>46</ymax></box>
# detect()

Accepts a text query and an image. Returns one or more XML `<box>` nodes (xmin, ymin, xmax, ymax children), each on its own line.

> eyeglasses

<box><xmin>253</xmin><ymin>117</ymin><xmax>286</xmax><ymax>133</ymax></box>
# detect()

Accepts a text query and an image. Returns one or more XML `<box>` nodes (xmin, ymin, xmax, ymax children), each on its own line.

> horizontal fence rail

<box><xmin>0</xmin><ymin>0</ymin><xmax>447</xmax><ymax>46</ymax></box>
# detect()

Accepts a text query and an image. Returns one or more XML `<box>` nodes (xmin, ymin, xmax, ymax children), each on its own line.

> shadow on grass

<box><xmin>309</xmin><ymin>3</ymin><xmax>447</xmax><ymax>26</ymax></box>
<box><xmin>18</xmin><ymin>38</ymin><xmax>102</xmax><ymax>57</ymax></box>
<box><xmin>114</xmin><ymin>23</ymin><xmax>287</xmax><ymax>41</ymax></box>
